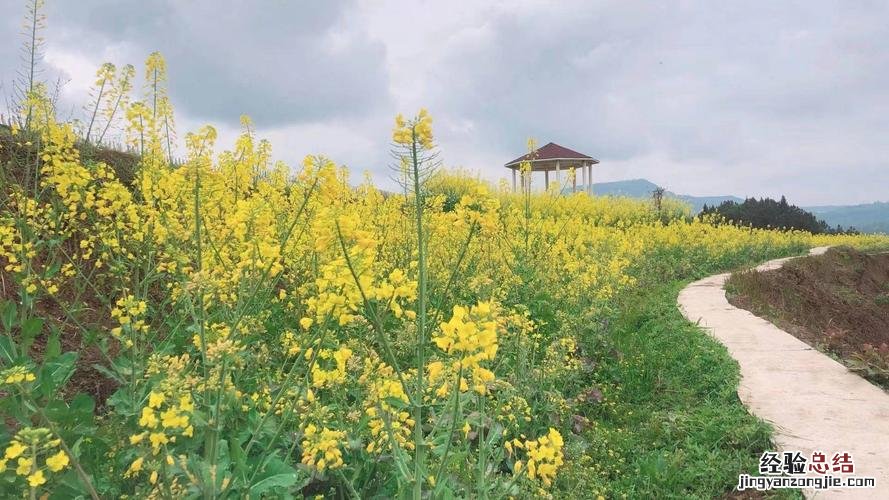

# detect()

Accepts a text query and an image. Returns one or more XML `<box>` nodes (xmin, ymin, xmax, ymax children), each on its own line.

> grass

<box><xmin>560</xmin><ymin>281</ymin><xmax>801</xmax><ymax>499</ymax></box>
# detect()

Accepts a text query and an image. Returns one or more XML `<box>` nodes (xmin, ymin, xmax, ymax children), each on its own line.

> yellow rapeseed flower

<box><xmin>148</xmin><ymin>391</ymin><xmax>165</xmax><ymax>409</ymax></box>
<box><xmin>45</xmin><ymin>450</ymin><xmax>69</xmax><ymax>472</ymax></box>
<box><xmin>5</xmin><ymin>441</ymin><xmax>26</xmax><ymax>459</ymax></box>
<box><xmin>149</xmin><ymin>432</ymin><xmax>169</xmax><ymax>453</ymax></box>
<box><xmin>139</xmin><ymin>407</ymin><xmax>158</xmax><ymax>428</ymax></box>
<box><xmin>127</xmin><ymin>456</ymin><xmax>144</xmax><ymax>475</ymax></box>
<box><xmin>15</xmin><ymin>457</ymin><xmax>32</xmax><ymax>476</ymax></box>
<box><xmin>28</xmin><ymin>469</ymin><xmax>46</xmax><ymax>487</ymax></box>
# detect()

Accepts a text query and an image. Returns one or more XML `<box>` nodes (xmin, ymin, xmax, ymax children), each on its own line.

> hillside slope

<box><xmin>584</xmin><ymin>178</ymin><xmax>888</xmax><ymax>233</ymax></box>
<box><xmin>584</xmin><ymin>178</ymin><xmax>741</xmax><ymax>212</ymax></box>
<box><xmin>806</xmin><ymin>202</ymin><xmax>889</xmax><ymax>233</ymax></box>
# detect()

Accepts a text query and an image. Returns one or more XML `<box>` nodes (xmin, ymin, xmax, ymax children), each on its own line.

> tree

<box><xmin>700</xmin><ymin>196</ymin><xmax>846</xmax><ymax>234</ymax></box>
<box><xmin>651</xmin><ymin>186</ymin><xmax>666</xmax><ymax>214</ymax></box>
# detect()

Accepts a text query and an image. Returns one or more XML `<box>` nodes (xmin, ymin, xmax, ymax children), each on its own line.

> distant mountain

<box><xmin>804</xmin><ymin>202</ymin><xmax>889</xmax><ymax>234</ymax></box>
<box><xmin>674</xmin><ymin>194</ymin><xmax>745</xmax><ymax>213</ymax></box>
<box><xmin>585</xmin><ymin>179</ymin><xmax>742</xmax><ymax>212</ymax></box>
<box><xmin>587</xmin><ymin>178</ymin><xmax>661</xmax><ymax>197</ymax></box>
<box><xmin>580</xmin><ymin>179</ymin><xmax>887</xmax><ymax>233</ymax></box>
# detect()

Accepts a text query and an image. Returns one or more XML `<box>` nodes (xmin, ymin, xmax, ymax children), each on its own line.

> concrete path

<box><xmin>678</xmin><ymin>247</ymin><xmax>889</xmax><ymax>499</ymax></box>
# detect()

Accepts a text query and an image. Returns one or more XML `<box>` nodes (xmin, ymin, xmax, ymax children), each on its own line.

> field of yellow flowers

<box><xmin>2</xmin><ymin>51</ymin><xmax>888</xmax><ymax>499</ymax></box>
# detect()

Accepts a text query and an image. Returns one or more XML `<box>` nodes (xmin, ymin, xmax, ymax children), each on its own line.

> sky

<box><xmin>1</xmin><ymin>0</ymin><xmax>888</xmax><ymax>205</ymax></box>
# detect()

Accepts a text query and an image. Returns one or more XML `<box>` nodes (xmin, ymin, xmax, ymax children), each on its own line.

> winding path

<box><xmin>678</xmin><ymin>247</ymin><xmax>889</xmax><ymax>499</ymax></box>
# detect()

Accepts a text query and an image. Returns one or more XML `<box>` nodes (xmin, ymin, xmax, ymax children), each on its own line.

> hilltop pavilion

<box><xmin>504</xmin><ymin>142</ymin><xmax>599</xmax><ymax>194</ymax></box>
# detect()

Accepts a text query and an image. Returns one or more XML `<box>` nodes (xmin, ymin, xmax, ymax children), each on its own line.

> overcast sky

<box><xmin>2</xmin><ymin>0</ymin><xmax>888</xmax><ymax>205</ymax></box>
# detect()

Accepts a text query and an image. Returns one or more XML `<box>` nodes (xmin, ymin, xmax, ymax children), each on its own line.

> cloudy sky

<box><xmin>2</xmin><ymin>0</ymin><xmax>888</xmax><ymax>205</ymax></box>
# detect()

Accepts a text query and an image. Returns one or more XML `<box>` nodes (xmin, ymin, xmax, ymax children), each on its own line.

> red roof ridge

<box><xmin>505</xmin><ymin>142</ymin><xmax>598</xmax><ymax>166</ymax></box>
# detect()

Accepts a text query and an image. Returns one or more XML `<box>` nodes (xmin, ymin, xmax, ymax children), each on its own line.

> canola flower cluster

<box><xmin>301</xmin><ymin>424</ymin><xmax>346</xmax><ymax>471</ymax></box>
<box><xmin>310</xmin><ymin>346</ymin><xmax>354</xmax><ymax>388</ymax></box>
<box><xmin>305</xmin><ymin>219</ymin><xmax>418</xmax><ymax>327</ymax></box>
<box><xmin>2</xmin><ymin>50</ymin><xmax>888</xmax><ymax>498</ymax></box>
<box><xmin>393</xmin><ymin>108</ymin><xmax>433</xmax><ymax>149</ymax></box>
<box><xmin>360</xmin><ymin>359</ymin><xmax>416</xmax><ymax>454</ymax></box>
<box><xmin>110</xmin><ymin>294</ymin><xmax>149</xmax><ymax>347</ymax></box>
<box><xmin>1</xmin><ymin>365</ymin><xmax>36</xmax><ymax>386</ymax></box>
<box><xmin>1</xmin><ymin>428</ymin><xmax>69</xmax><ymax>488</ymax></box>
<box><xmin>431</xmin><ymin>301</ymin><xmax>499</xmax><ymax>395</ymax></box>
<box><xmin>509</xmin><ymin>428</ymin><xmax>565</xmax><ymax>487</ymax></box>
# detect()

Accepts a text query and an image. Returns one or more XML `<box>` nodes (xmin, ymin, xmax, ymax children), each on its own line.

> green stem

<box><xmin>97</xmin><ymin>87</ymin><xmax>124</xmax><ymax>144</ymax></box>
<box><xmin>85</xmin><ymin>77</ymin><xmax>107</xmax><ymax>143</ymax></box>
<box><xmin>337</xmin><ymin>470</ymin><xmax>361</xmax><ymax>500</ymax></box>
<box><xmin>410</xmin><ymin>126</ymin><xmax>428</xmax><ymax>500</ymax></box>
<box><xmin>24</xmin><ymin>0</ymin><xmax>39</xmax><ymax>130</ymax></box>
<box><xmin>35</xmin><ymin>406</ymin><xmax>101</xmax><ymax>500</ymax></box>
<box><xmin>433</xmin><ymin>363</ymin><xmax>464</xmax><ymax>483</ymax></box>
<box><xmin>29</xmin><ymin>442</ymin><xmax>37</xmax><ymax>500</ymax></box>
<box><xmin>477</xmin><ymin>395</ymin><xmax>486</xmax><ymax>498</ymax></box>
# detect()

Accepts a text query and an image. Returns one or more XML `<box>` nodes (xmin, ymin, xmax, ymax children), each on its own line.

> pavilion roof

<box><xmin>504</xmin><ymin>142</ymin><xmax>599</xmax><ymax>168</ymax></box>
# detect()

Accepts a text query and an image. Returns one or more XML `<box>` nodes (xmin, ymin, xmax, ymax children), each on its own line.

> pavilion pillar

<box><xmin>572</xmin><ymin>167</ymin><xmax>577</xmax><ymax>193</ymax></box>
<box><xmin>555</xmin><ymin>161</ymin><xmax>560</xmax><ymax>194</ymax></box>
<box><xmin>545</xmin><ymin>170</ymin><xmax>549</xmax><ymax>190</ymax></box>
<box><xmin>581</xmin><ymin>163</ymin><xmax>587</xmax><ymax>193</ymax></box>
<box><xmin>587</xmin><ymin>163</ymin><xmax>593</xmax><ymax>195</ymax></box>
<box><xmin>512</xmin><ymin>168</ymin><xmax>517</xmax><ymax>192</ymax></box>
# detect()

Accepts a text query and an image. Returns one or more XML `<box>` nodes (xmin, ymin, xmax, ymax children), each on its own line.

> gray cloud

<box><xmin>402</xmin><ymin>1</ymin><xmax>889</xmax><ymax>204</ymax></box>
<box><xmin>2</xmin><ymin>0</ymin><xmax>888</xmax><ymax>204</ymax></box>
<box><xmin>42</xmin><ymin>0</ymin><xmax>391</xmax><ymax>126</ymax></box>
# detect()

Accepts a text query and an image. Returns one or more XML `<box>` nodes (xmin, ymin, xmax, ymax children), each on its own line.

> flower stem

<box><xmin>410</xmin><ymin>126</ymin><xmax>428</xmax><ymax>499</ymax></box>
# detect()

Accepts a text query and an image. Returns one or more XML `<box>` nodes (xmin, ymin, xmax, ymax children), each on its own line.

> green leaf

<box><xmin>44</xmin><ymin>326</ymin><xmax>61</xmax><ymax>360</ymax></box>
<box><xmin>44</xmin><ymin>261</ymin><xmax>61</xmax><ymax>278</ymax></box>
<box><xmin>249</xmin><ymin>456</ymin><xmax>305</xmax><ymax>498</ymax></box>
<box><xmin>71</xmin><ymin>393</ymin><xmax>95</xmax><ymax>417</ymax></box>
<box><xmin>91</xmin><ymin>363</ymin><xmax>126</xmax><ymax>384</ymax></box>
<box><xmin>43</xmin><ymin>395</ymin><xmax>94</xmax><ymax>428</ymax></box>
<box><xmin>39</xmin><ymin>352</ymin><xmax>78</xmax><ymax>397</ymax></box>
<box><xmin>20</xmin><ymin>317</ymin><xmax>44</xmax><ymax>352</ymax></box>
<box><xmin>106</xmin><ymin>388</ymin><xmax>139</xmax><ymax>415</ymax></box>
<box><xmin>48</xmin><ymin>470</ymin><xmax>91</xmax><ymax>499</ymax></box>
<box><xmin>383</xmin><ymin>395</ymin><xmax>409</xmax><ymax>410</ymax></box>
<box><xmin>248</xmin><ymin>472</ymin><xmax>301</xmax><ymax>497</ymax></box>
<box><xmin>230</xmin><ymin>439</ymin><xmax>248</xmax><ymax>482</ymax></box>
<box><xmin>0</xmin><ymin>335</ymin><xmax>16</xmax><ymax>364</ymax></box>
<box><xmin>0</xmin><ymin>300</ymin><xmax>14</xmax><ymax>333</ymax></box>
<box><xmin>44</xmin><ymin>399</ymin><xmax>70</xmax><ymax>424</ymax></box>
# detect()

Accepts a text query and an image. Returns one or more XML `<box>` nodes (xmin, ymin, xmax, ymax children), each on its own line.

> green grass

<box><xmin>558</xmin><ymin>282</ymin><xmax>800</xmax><ymax>499</ymax></box>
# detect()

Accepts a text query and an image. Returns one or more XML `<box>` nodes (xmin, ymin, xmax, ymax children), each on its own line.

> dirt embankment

<box><xmin>726</xmin><ymin>246</ymin><xmax>889</xmax><ymax>388</ymax></box>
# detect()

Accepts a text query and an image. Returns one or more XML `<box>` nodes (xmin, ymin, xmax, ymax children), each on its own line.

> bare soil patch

<box><xmin>1</xmin><ymin>266</ymin><xmax>120</xmax><ymax>412</ymax></box>
<box><xmin>726</xmin><ymin>246</ymin><xmax>889</xmax><ymax>389</ymax></box>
